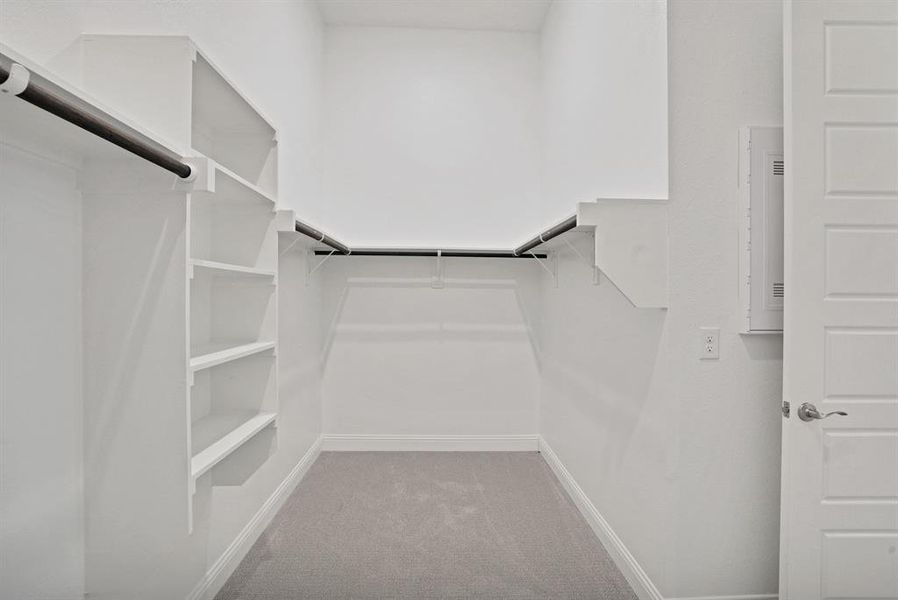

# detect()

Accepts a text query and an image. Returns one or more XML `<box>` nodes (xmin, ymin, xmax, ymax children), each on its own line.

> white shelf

<box><xmin>191</xmin><ymin>411</ymin><xmax>277</xmax><ymax>479</ymax></box>
<box><xmin>190</xmin><ymin>259</ymin><xmax>275</xmax><ymax>279</ymax></box>
<box><xmin>190</xmin><ymin>341</ymin><xmax>276</xmax><ymax>373</ymax></box>
<box><xmin>190</xmin><ymin>161</ymin><xmax>278</xmax><ymax>272</ymax></box>
<box><xmin>212</xmin><ymin>161</ymin><xmax>277</xmax><ymax>207</ymax></box>
<box><xmin>576</xmin><ymin>199</ymin><xmax>669</xmax><ymax>309</ymax></box>
<box><xmin>192</xmin><ymin>52</ymin><xmax>276</xmax><ymax>138</ymax></box>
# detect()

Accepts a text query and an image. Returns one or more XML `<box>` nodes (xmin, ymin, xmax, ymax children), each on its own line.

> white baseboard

<box><xmin>321</xmin><ymin>433</ymin><xmax>540</xmax><ymax>452</ymax></box>
<box><xmin>186</xmin><ymin>435</ymin><xmax>323</xmax><ymax>600</ymax></box>
<box><xmin>538</xmin><ymin>436</ymin><xmax>664</xmax><ymax>600</ymax></box>
<box><xmin>668</xmin><ymin>596</ymin><xmax>777</xmax><ymax>600</ymax></box>
<box><xmin>538</xmin><ymin>438</ymin><xmax>779</xmax><ymax>600</ymax></box>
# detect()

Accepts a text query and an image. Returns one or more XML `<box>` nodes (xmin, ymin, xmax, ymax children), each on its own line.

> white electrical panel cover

<box><xmin>739</xmin><ymin>126</ymin><xmax>784</xmax><ymax>333</ymax></box>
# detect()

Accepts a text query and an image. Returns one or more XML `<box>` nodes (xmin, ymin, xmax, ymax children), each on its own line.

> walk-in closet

<box><xmin>2</xmin><ymin>1</ymin><xmax>897</xmax><ymax>599</ymax></box>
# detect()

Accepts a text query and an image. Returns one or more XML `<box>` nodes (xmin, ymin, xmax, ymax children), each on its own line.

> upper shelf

<box><xmin>186</xmin><ymin>157</ymin><xmax>276</xmax><ymax>206</ymax></box>
<box><xmin>191</xmin><ymin>52</ymin><xmax>277</xmax><ymax>196</ymax></box>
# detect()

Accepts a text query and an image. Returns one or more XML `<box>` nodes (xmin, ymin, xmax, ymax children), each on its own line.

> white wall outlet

<box><xmin>700</xmin><ymin>327</ymin><xmax>720</xmax><ymax>360</ymax></box>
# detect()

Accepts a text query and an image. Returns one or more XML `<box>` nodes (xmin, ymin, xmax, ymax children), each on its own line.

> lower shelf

<box><xmin>191</xmin><ymin>411</ymin><xmax>277</xmax><ymax>479</ymax></box>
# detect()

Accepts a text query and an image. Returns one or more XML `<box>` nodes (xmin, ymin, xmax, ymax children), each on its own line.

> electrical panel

<box><xmin>739</xmin><ymin>127</ymin><xmax>784</xmax><ymax>334</ymax></box>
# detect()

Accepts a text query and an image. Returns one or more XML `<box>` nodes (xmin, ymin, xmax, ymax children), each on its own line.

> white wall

<box><xmin>668</xmin><ymin>2</ymin><xmax>783</xmax><ymax>595</ymax></box>
<box><xmin>320</xmin><ymin>26</ymin><xmax>541</xmax><ymax>248</ymax></box>
<box><xmin>540</xmin><ymin>0</ymin><xmax>668</xmax><ymax>223</ymax></box>
<box><xmin>315</xmin><ymin>23</ymin><xmax>542</xmax><ymax>440</ymax></box>
<box><xmin>316</xmin><ymin>26</ymin><xmax>543</xmax><ymax>439</ymax></box>
<box><xmin>321</xmin><ymin>257</ymin><xmax>541</xmax><ymax>439</ymax></box>
<box><xmin>0</xmin><ymin>144</ymin><xmax>85</xmax><ymax>600</ymax></box>
<box><xmin>537</xmin><ymin>232</ymin><xmax>674</xmax><ymax>594</ymax></box>
<box><xmin>0</xmin><ymin>0</ymin><xmax>325</xmax><ymax>218</ymax></box>
<box><xmin>538</xmin><ymin>1</ymin><xmax>784</xmax><ymax>597</ymax></box>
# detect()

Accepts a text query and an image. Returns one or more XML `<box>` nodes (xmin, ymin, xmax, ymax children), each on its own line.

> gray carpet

<box><xmin>215</xmin><ymin>452</ymin><xmax>638</xmax><ymax>600</ymax></box>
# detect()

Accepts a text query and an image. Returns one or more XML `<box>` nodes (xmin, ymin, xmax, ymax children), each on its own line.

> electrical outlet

<box><xmin>700</xmin><ymin>327</ymin><xmax>720</xmax><ymax>360</ymax></box>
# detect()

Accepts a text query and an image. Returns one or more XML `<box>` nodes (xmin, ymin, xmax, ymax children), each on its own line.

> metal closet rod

<box><xmin>314</xmin><ymin>249</ymin><xmax>547</xmax><ymax>259</ymax></box>
<box><xmin>0</xmin><ymin>51</ymin><xmax>194</xmax><ymax>180</ymax></box>
<box><xmin>300</xmin><ymin>214</ymin><xmax>577</xmax><ymax>260</ymax></box>
<box><xmin>513</xmin><ymin>215</ymin><xmax>578</xmax><ymax>256</ymax></box>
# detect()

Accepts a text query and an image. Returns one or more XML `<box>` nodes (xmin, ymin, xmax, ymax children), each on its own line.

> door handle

<box><xmin>797</xmin><ymin>402</ymin><xmax>847</xmax><ymax>422</ymax></box>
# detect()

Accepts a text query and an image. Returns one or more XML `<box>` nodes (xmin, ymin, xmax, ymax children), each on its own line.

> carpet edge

<box><xmin>537</xmin><ymin>436</ymin><xmax>665</xmax><ymax>600</ymax></box>
<box><xmin>321</xmin><ymin>433</ymin><xmax>540</xmax><ymax>452</ymax></box>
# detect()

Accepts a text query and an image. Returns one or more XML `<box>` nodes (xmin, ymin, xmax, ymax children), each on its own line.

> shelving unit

<box><xmin>186</xmin><ymin>103</ymin><xmax>279</xmax><ymax>522</ymax></box>
<box><xmin>52</xmin><ymin>34</ymin><xmax>282</xmax><ymax>532</ymax></box>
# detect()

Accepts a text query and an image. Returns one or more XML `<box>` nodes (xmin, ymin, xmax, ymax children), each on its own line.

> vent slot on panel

<box><xmin>740</xmin><ymin>126</ymin><xmax>784</xmax><ymax>333</ymax></box>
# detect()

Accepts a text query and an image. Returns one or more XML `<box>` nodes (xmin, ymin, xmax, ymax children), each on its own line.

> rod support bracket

<box><xmin>529</xmin><ymin>251</ymin><xmax>558</xmax><ymax>288</ymax></box>
<box><xmin>560</xmin><ymin>235</ymin><xmax>600</xmax><ymax>286</ymax></box>
<box><xmin>432</xmin><ymin>250</ymin><xmax>444</xmax><ymax>289</ymax></box>
<box><xmin>0</xmin><ymin>63</ymin><xmax>29</xmax><ymax>96</ymax></box>
<box><xmin>307</xmin><ymin>248</ymin><xmax>335</xmax><ymax>285</ymax></box>
<box><xmin>179</xmin><ymin>164</ymin><xmax>197</xmax><ymax>183</ymax></box>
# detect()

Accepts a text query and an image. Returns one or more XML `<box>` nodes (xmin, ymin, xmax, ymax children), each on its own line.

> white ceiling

<box><xmin>316</xmin><ymin>0</ymin><xmax>552</xmax><ymax>33</ymax></box>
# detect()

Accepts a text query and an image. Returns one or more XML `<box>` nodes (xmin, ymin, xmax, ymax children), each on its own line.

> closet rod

<box><xmin>314</xmin><ymin>249</ymin><xmax>547</xmax><ymax>259</ymax></box>
<box><xmin>295</xmin><ymin>220</ymin><xmax>351</xmax><ymax>254</ymax></box>
<box><xmin>0</xmin><ymin>52</ymin><xmax>193</xmax><ymax>180</ymax></box>
<box><xmin>513</xmin><ymin>215</ymin><xmax>578</xmax><ymax>256</ymax></box>
<box><xmin>305</xmin><ymin>215</ymin><xmax>577</xmax><ymax>259</ymax></box>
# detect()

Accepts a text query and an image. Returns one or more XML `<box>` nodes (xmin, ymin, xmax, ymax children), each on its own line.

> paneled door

<box><xmin>781</xmin><ymin>1</ymin><xmax>898</xmax><ymax>598</ymax></box>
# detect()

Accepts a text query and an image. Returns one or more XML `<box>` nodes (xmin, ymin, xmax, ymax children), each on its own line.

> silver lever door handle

<box><xmin>797</xmin><ymin>402</ymin><xmax>847</xmax><ymax>422</ymax></box>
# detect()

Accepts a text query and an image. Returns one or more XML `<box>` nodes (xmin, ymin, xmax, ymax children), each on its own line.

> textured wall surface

<box><xmin>321</xmin><ymin>257</ymin><xmax>541</xmax><ymax>438</ymax></box>
<box><xmin>538</xmin><ymin>1</ymin><xmax>784</xmax><ymax>597</ymax></box>
<box><xmin>0</xmin><ymin>144</ymin><xmax>85</xmax><ymax>600</ymax></box>
<box><xmin>667</xmin><ymin>1</ymin><xmax>783</xmax><ymax>595</ymax></box>
<box><xmin>540</xmin><ymin>0</ymin><xmax>668</xmax><ymax>224</ymax></box>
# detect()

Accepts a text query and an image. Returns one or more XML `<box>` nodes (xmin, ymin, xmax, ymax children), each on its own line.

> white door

<box><xmin>781</xmin><ymin>1</ymin><xmax>898</xmax><ymax>598</ymax></box>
